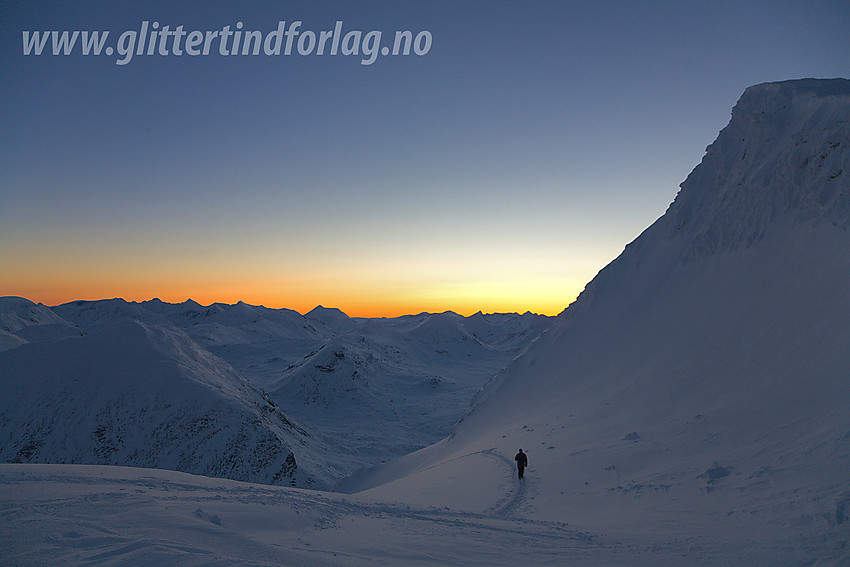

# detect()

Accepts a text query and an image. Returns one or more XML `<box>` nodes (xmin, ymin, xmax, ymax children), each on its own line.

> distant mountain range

<box><xmin>0</xmin><ymin>296</ymin><xmax>551</xmax><ymax>488</ymax></box>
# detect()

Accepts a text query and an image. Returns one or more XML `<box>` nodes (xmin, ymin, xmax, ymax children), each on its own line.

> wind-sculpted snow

<box><xmin>654</xmin><ymin>78</ymin><xmax>850</xmax><ymax>263</ymax></box>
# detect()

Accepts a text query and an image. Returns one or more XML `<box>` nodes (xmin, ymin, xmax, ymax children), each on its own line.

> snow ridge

<box><xmin>0</xmin><ymin>319</ymin><xmax>309</xmax><ymax>486</ymax></box>
<box><xmin>0</xmin><ymin>296</ymin><xmax>80</xmax><ymax>348</ymax></box>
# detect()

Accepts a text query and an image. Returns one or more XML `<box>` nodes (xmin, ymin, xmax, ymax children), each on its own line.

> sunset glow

<box><xmin>3</xmin><ymin>2</ymin><xmax>847</xmax><ymax>317</ymax></box>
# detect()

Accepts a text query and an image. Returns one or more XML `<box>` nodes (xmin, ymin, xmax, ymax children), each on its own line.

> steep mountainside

<box><xmin>0</xmin><ymin>320</ymin><xmax>317</xmax><ymax>486</ymax></box>
<box><xmin>342</xmin><ymin>79</ymin><xmax>850</xmax><ymax>565</ymax></box>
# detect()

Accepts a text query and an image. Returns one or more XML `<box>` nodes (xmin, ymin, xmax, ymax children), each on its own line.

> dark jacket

<box><xmin>515</xmin><ymin>451</ymin><xmax>527</xmax><ymax>467</ymax></box>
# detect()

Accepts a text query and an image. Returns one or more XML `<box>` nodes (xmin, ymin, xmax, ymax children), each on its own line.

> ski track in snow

<box><xmin>413</xmin><ymin>447</ymin><xmax>528</xmax><ymax>519</ymax></box>
<box><xmin>482</xmin><ymin>449</ymin><xmax>527</xmax><ymax>519</ymax></box>
<box><xmin>0</xmin><ymin>465</ymin><xmax>603</xmax><ymax>566</ymax></box>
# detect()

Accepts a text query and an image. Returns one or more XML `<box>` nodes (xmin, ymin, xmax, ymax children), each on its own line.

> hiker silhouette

<box><xmin>515</xmin><ymin>449</ymin><xmax>527</xmax><ymax>479</ymax></box>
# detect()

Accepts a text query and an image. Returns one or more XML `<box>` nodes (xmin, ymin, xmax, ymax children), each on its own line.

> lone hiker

<box><xmin>515</xmin><ymin>448</ymin><xmax>528</xmax><ymax>479</ymax></box>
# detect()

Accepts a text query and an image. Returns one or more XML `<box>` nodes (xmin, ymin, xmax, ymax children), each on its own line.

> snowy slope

<box><xmin>341</xmin><ymin>79</ymin><xmax>850</xmax><ymax>564</ymax></box>
<box><xmin>271</xmin><ymin>311</ymin><xmax>550</xmax><ymax>481</ymax></box>
<box><xmin>0</xmin><ymin>463</ymin><xmax>607</xmax><ymax>567</ymax></box>
<box><xmin>3</xmin><ymin>297</ymin><xmax>550</xmax><ymax>487</ymax></box>
<box><xmin>0</xmin><ymin>319</ymin><xmax>319</xmax><ymax>486</ymax></box>
<box><xmin>0</xmin><ymin>296</ymin><xmax>81</xmax><ymax>349</ymax></box>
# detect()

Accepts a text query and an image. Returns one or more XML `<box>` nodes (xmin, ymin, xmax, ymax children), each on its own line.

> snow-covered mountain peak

<box><xmin>662</xmin><ymin>78</ymin><xmax>849</xmax><ymax>260</ymax></box>
<box><xmin>408</xmin><ymin>311</ymin><xmax>479</xmax><ymax>345</ymax></box>
<box><xmin>0</xmin><ymin>296</ymin><xmax>81</xmax><ymax>348</ymax></box>
<box><xmin>564</xmin><ymin>78</ymin><xmax>849</xmax><ymax>319</ymax></box>
<box><xmin>0</xmin><ymin>296</ymin><xmax>72</xmax><ymax>333</ymax></box>
<box><xmin>305</xmin><ymin>305</ymin><xmax>357</xmax><ymax>333</ymax></box>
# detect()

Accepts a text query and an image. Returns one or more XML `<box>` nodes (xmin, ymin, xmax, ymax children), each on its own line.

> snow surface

<box><xmin>1</xmin><ymin>298</ymin><xmax>549</xmax><ymax>488</ymax></box>
<box><xmin>0</xmin><ymin>296</ymin><xmax>80</xmax><ymax>348</ymax></box>
<box><xmin>2</xmin><ymin>78</ymin><xmax>849</xmax><ymax>565</ymax></box>
<box><xmin>339</xmin><ymin>79</ymin><xmax>850</xmax><ymax>564</ymax></box>
<box><xmin>0</xmin><ymin>463</ymin><xmax>600</xmax><ymax>566</ymax></box>
<box><xmin>0</xmin><ymin>320</ymin><xmax>311</xmax><ymax>485</ymax></box>
<box><xmin>8</xmin><ymin>298</ymin><xmax>552</xmax><ymax>488</ymax></box>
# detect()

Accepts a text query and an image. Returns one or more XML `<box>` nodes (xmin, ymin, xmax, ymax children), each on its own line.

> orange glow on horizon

<box><xmin>3</xmin><ymin>280</ymin><xmax>574</xmax><ymax>318</ymax></box>
<box><xmin>2</xmin><ymin>240</ymin><xmax>586</xmax><ymax>317</ymax></box>
<box><xmin>6</xmin><ymin>289</ymin><xmax>571</xmax><ymax>318</ymax></box>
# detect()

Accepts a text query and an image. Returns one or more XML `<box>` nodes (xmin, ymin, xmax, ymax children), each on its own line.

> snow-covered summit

<box><xmin>565</xmin><ymin>78</ymin><xmax>850</xmax><ymax>317</ymax></box>
<box><xmin>0</xmin><ymin>296</ymin><xmax>70</xmax><ymax>332</ymax></box>
<box><xmin>305</xmin><ymin>305</ymin><xmax>358</xmax><ymax>333</ymax></box>
<box><xmin>408</xmin><ymin>311</ymin><xmax>484</xmax><ymax>348</ymax></box>
<box><xmin>648</xmin><ymin>78</ymin><xmax>848</xmax><ymax>263</ymax></box>
<box><xmin>0</xmin><ymin>296</ymin><xmax>81</xmax><ymax>348</ymax></box>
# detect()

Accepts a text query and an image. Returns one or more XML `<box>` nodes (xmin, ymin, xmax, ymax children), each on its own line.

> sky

<box><xmin>2</xmin><ymin>1</ymin><xmax>849</xmax><ymax>317</ymax></box>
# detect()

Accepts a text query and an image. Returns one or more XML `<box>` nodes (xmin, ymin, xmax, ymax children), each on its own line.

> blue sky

<box><xmin>2</xmin><ymin>1</ymin><xmax>848</xmax><ymax>315</ymax></box>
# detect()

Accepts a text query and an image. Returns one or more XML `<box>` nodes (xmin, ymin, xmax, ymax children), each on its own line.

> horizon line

<box><xmin>2</xmin><ymin>294</ymin><xmax>562</xmax><ymax>319</ymax></box>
